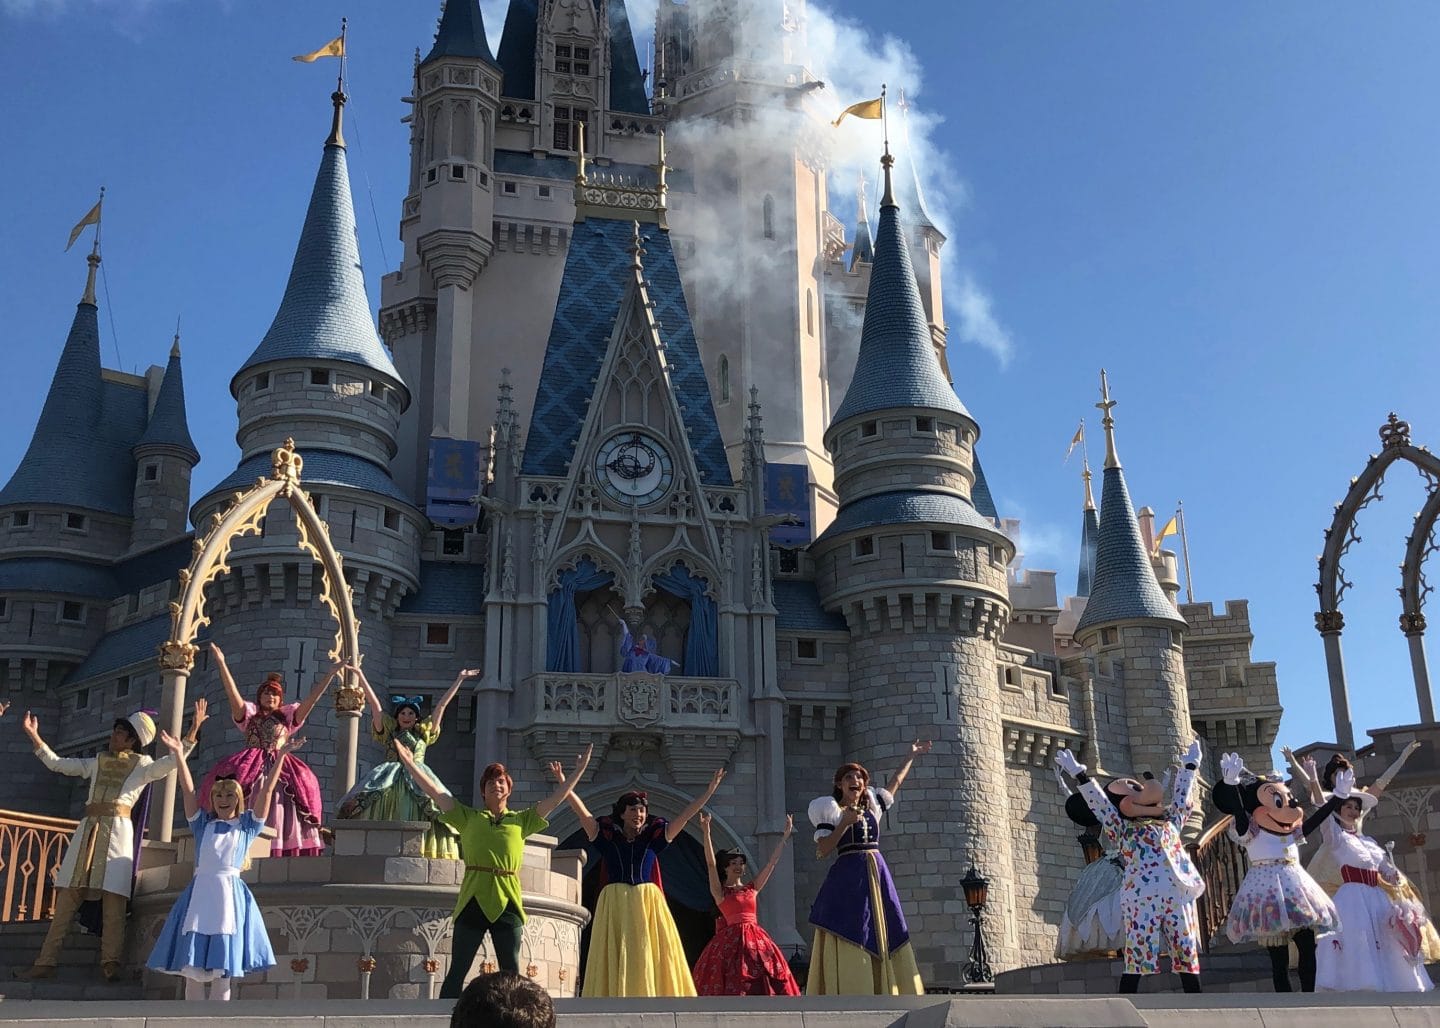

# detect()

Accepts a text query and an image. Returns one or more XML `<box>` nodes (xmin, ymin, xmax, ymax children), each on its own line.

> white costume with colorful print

<box><xmin>1224</xmin><ymin>826</ymin><xmax>1337</xmax><ymax>947</ymax></box>
<box><xmin>1076</xmin><ymin>764</ymin><xmax>1204</xmax><ymax>976</ymax></box>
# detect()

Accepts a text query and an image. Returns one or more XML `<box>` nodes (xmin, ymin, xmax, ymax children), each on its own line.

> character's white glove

<box><xmin>1219</xmin><ymin>752</ymin><xmax>1244</xmax><ymax>786</ymax></box>
<box><xmin>1182</xmin><ymin>739</ymin><xmax>1203</xmax><ymax>767</ymax></box>
<box><xmin>1055</xmin><ymin>749</ymin><xmax>1087</xmax><ymax>778</ymax></box>
<box><xmin>1332</xmin><ymin>767</ymin><xmax>1355</xmax><ymax>800</ymax></box>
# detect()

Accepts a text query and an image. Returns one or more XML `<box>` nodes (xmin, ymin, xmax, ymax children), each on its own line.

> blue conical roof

<box><xmin>136</xmin><ymin>344</ymin><xmax>199</xmax><ymax>463</ymax></box>
<box><xmin>1075</xmin><ymin>464</ymin><xmax>1184</xmax><ymax>631</ymax></box>
<box><xmin>1077</xmin><ymin>504</ymin><xmax>1099</xmax><ymax>598</ymax></box>
<box><xmin>233</xmin><ymin>138</ymin><xmax>405</xmax><ymax>396</ymax></box>
<box><xmin>497</xmin><ymin>0</ymin><xmax>539</xmax><ymax>99</ymax></box>
<box><xmin>830</xmin><ymin>166</ymin><xmax>968</xmax><ymax>428</ymax></box>
<box><xmin>607</xmin><ymin>0</ymin><xmax>650</xmax><ymax>115</ymax></box>
<box><xmin>424</xmin><ymin>0</ymin><xmax>498</xmax><ymax>65</ymax></box>
<box><xmin>850</xmin><ymin>212</ymin><xmax>874</xmax><ymax>270</ymax></box>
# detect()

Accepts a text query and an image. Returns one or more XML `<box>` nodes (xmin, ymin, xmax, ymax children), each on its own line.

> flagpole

<box><xmin>337</xmin><ymin>17</ymin><xmax>347</xmax><ymax>95</ymax></box>
<box><xmin>93</xmin><ymin>185</ymin><xmax>105</xmax><ymax>256</ymax></box>
<box><xmin>880</xmin><ymin>82</ymin><xmax>889</xmax><ymax>157</ymax></box>
<box><xmin>1177</xmin><ymin>500</ymin><xmax>1194</xmax><ymax>604</ymax></box>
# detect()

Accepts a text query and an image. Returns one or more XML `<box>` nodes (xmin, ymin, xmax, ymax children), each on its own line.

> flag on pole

<box><xmin>293</xmin><ymin>35</ymin><xmax>345</xmax><ymax>62</ymax></box>
<box><xmin>1063</xmin><ymin>421</ymin><xmax>1085</xmax><ymax>462</ymax></box>
<box><xmin>65</xmin><ymin>200</ymin><xmax>102</xmax><ymax>252</ymax></box>
<box><xmin>832</xmin><ymin>96</ymin><xmax>884</xmax><ymax>127</ymax></box>
<box><xmin>1153</xmin><ymin>513</ymin><xmax>1179</xmax><ymax>555</ymax></box>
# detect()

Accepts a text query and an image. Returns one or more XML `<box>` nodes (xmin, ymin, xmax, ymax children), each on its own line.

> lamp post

<box><xmin>960</xmin><ymin>864</ymin><xmax>994</xmax><ymax>987</ymax></box>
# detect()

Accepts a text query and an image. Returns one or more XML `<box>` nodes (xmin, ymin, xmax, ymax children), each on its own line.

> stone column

<box><xmin>1403</xmin><ymin>613</ymin><xmax>1435</xmax><ymax>724</ymax></box>
<box><xmin>149</xmin><ymin>663</ymin><xmax>190</xmax><ymax>843</ymax></box>
<box><xmin>1317</xmin><ymin>611</ymin><xmax>1354</xmax><ymax>750</ymax></box>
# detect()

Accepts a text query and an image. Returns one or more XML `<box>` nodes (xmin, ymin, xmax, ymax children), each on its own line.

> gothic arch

<box><xmin>1315</xmin><ymin>413</ymin><xmax>1440</xmax><ymax>747</ymax></box>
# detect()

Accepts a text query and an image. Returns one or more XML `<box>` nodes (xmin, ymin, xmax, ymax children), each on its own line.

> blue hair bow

<box><xmin>391</xmin><ymin>695</ymin><xmax>425</xmax><ymax>708</ymax></box>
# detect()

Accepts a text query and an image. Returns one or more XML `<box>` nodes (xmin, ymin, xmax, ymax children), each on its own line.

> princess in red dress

<box><xmin>692</xmin><ymin>812</ymin><xmax>801</xmax><ymax>996</ymax></box>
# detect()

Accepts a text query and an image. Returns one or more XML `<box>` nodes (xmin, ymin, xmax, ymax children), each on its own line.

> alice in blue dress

<box><xmin>147</xmin><ymin>811</ymin><xmax>276</xmax><ymax>982</ymax></box>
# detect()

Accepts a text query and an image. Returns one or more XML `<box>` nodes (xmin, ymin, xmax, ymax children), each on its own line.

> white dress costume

<box><xmin>1314</xmin><ymin>817</ymin><xmax>1432</xmax><ymax>992</ymax></box>
<box><xmin>1225</xmin><ymin>825</ymin><xmax>1338</xmax><ymax>946</ymax></box>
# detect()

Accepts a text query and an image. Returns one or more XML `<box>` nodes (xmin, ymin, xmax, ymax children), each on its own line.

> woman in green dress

<box><xmin>336</xmin><ymin>664</ymin><xmax>478</xmax><ymax>858</ymax></box>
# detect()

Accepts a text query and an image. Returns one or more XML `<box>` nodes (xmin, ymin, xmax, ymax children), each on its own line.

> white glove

<box><xmin>1055</xmin><ymin>749</ymin><xmax>1087</xmax><ymax>778</ymax></box>
<box><xmin>1219</xmin><ymin>752</ymin><xmax>1244</xmax><ymax>786</ymax></box>
<box><xmin>1332</xmin><ymin>767</ymin><xmax>1355</xmax><ymax>800</ymax></box>
<box><xmin>1182</xmin><ymin>739</ymin><xmax>1203</xmax><ymax>767</ymax></box>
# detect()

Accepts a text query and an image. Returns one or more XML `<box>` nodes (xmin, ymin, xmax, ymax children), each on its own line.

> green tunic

<box><xmin>439</xmin><ymin>803</ymin><xmax>548</xmax><ymax>921</ymax></box>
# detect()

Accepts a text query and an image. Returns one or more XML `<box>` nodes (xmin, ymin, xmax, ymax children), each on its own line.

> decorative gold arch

<box><xmin>1315</xmin><ymin>413</ymin><xmax>1440</xmax><ymax>749</ymax></box>
<box><xmin>148</xmin><ymin>438</ymin><xmax>364</xmax><ymax>841</ymax></box>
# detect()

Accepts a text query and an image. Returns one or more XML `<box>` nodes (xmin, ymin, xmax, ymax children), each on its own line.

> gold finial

<box><xmin>574</xmin><ymin>120</ymin><xmax>588</xmax><ymax>183</ymax></box>
<box><xmin>1082</xmin><ymin>458</ymin><xmax>1095</xmax><ymax>511</ymax></box>
<box><xmin>1096</xmin><ymin>369</ymin><xmax>1120</xmax><ymax>470</ymax></box>
<box><xmin>171</xmin><ymin>315</ymin><xmax>181</xmax><ymax>358</ymax></box>
<box><xmin>326</xmin><ymin>18</ymin><xmax>349</xmax><ymax>147</ymax></box>
<box><xmin>80</xmin><ymin>185</ymin><xmax>105</xmax><ymax>305</ymax></box>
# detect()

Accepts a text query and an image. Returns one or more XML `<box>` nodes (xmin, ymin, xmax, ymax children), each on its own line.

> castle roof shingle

<box><xmin>398</xmin><ymin>561</ymin><xmax>488</xmax><ymax>615</ymax></box>
<box><xmin>424</xmin><ymin>0</ymin><xmax>498</xmax><ymax>66</ymax></box>
<box><xmin>200</xmin><ymin>449</ymin><xmax>416</xmax><ymax>510</ymax></box>
<box><xmin>816</xmin><ymin>489</ymin><xmax>1004</xmax><ymax>543</ymax></box>
<box><xmin>135</xmin><ymin>346</ymin><xmax>199</xmax><ymax>463</ymax></box>
<box><xmin>66</xmin><ymin>613</ymin><xmax>178</xmax><ymax>682</ymax></box>
<box><xmin>773</xmin><ymin>579</ymin><xmax>848</xmax><ymax>632</ymax></box>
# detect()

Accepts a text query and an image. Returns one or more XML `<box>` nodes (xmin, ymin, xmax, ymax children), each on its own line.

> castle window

<box><xmin>60</xmin><ymin>601</ymin><xmax>85</xmax><ymax>624</ymax></box>
<box><xmin>1101</xmin><ymin>627</ymin><xmax>1119</xmax><ymax>647</ymax></box>
<box><xmin>762</xmin><ymin>195</ymin><xmax>775</xmax><ymax>239</ymax></box>
<box><xmin>383</xmin><ymin>508</ymin><xmax>402</xmax><ymax>534</ymax></box>
<box><xmin>11</xmin><ymin>511</ymin><xmax>30</xmax><ymax>528</ymax></box>
<box><xmin>930</xmin><ymin>531</ymin><xmax>951</xmax><ymax>552</ymax></box>
<box><xmin>538</xmin><ymin>185</ymin><xmax>551</xmax><ymax>198</ymax></box>
<box><xmin>915</xmin><ymin>416</ymin><xmax>934</xmax><ymax>433</ymax></box>
<box><xmin>144</xmin><ymin>463</ymin><xmax>159</xmax><ymax>482</ymax></box>
<box><xmin>718</xmin><ymin>355</ymin><xmax>730</xmax><ymax>404</ymax></box>
<box><xmin>478</xmin><ymin>170</ymin><xmax>489</xmax><ymax>187</ymax></box>
<box><xmin>861</xmin><ymin>421</ymin><xmax>878</xmax><ymax>438</ymax></box>
<box><xmin>450</xmin><ymin>164</ymin><xmax>466</xmax><ymax>181</ymax></box>
<box><xmin>425</xmin><ymin>623</ymin><xmax>452</xmax><ymax>647</ymax></box>
<box><xmin>776</xmin><ymin>547</ymin><xmax>800</xmax><ymax>574</ymax></box>
<box><xmin>254</xmin><ymin>371</ymin><xmax>270</xmax><ymax>392</ymax></box>
<box><xmin>1051</xmin><ymin>676</ymin><xmax>1070</xmax><ymax>699</ymax></box>
<box><xmin>553</xmin><ymin>106</ymin><xmax>588</xmax><ymax>152</ymax></box>
<box><xmin>503</xmin><ymin>181</ymin><xmax>517</xmax><ymax>194</ymax></box>
<box><xmin>310</xmin><ymin>369</ymin><xmax>330</xmax><ymax>386</ymax></box>
<box><xmin>795</xmin><ymin>638</ymin><xmax>819</xmax><ymax>662</ymax></box>
<box><xmin>116</xmin><ymin>674</ymin><xmax>131</xmax><ymax>698</ymax></box>
<box><xmin>427</xmin><ymin>168</ymin><xmax>438</xmax><ymax>183</ymax></box>
<box><xmin>1001</xmin><ymin>666</ymin><xmax>1020</xmax><ymax>690</ymax></box>
<box><xmin>369</xmin><ymin>380</ymin><xmax>383</xmax><ymax>397</ymax></box>
<box><xmin>74</xmin><ymin>688</ymin><xmax>89</xmax><ymax>711</ymax></box>
<box><xmin>989</xmin><ymin>543</ymin><xmax>1005</xmax><ymax>567</ymax></box>
<box><xmin>0</xmin><ymin>598</ymin><xmax>8</xmax><ymax>619</ymax></box>
<box><xmin>853</xmin><ymin>536</ymin><xmax>875</xmax><ymax>559</ymax></box>
<box><xmin>64</xmin><ymin>513</ymin><xmax>87</xmax><ymax>533</ymax></box>
<box><xmin>442</xmin><ymin>528</ymin><xmax>467</xmax><ymax>555</ymax></box>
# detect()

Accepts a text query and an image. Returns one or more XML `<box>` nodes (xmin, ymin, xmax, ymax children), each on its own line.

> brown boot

<box><xmin>101</xmin><ymin>961</ymin><xmax>122</xmax><ymax>981</ymax></box>
<box><xmin>12</xmin><ymin>964</ymin><xmax>56</xmax><ymax>980</ymax></box>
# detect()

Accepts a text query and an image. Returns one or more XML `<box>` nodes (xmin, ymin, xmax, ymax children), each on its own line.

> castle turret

<box><xmin>129</xmin><ymin>333</ymin><xmax>199</xmax><ymax>552</ymax></box>
<box><xmin>812</xmin><ymin>150</ymin><xmax>1018</xmax><ymax>980</ymax></box>
<box><xmin>1076</xmin><ymin>461</ymin><xmax>1099</xmax><ymax>598</ymax></box>
<box><xmin>849</xmin><ymin>174</ymin><xmax>874</xmax><ymax>271</ymax></box>
<box><xmin>1073</xmin><ymin>373</ymin><xmax>1190</xmax><ymax>775</ymax></box>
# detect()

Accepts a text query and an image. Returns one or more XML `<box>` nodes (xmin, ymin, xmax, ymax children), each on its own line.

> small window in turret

<box><xmin>503</xmin><ymin>181</ymin><xmax>517</xmax><ymax>194</ymax></box>
<box><xmin>853</xmin><ymin>536</ymin><xmax>875</xmax><ymax>559</ymax></box>
<box><xmin>144</xmin><ymin>464</ymin><xmax>159</xmax><ymax>482</ymax></box>
<box><xmin>538</xmin><ymin>185</ymin><xmax>551</xmax><ymax>198</ymax></box>
<box><xmin>574</xmin><ymin>47</ymin><xmax>591</xmax><ymax>75</ymax></box>
<box><xmin>451</xmin><ymin>165</ymin><xmax>466</xmax><ymax>181</ymax></box>
<box><xmin>60</xmin><ymin>601</ymin><xmax>85</xmax><ymax>624</ymax></box>
<box><xmin>929</xmin><ymin>531</ymin><xmax>951</xmax><ymax>552</ymax></box>
<box><xmin>0</xmin><ymin>598</ymin><xmax>8</xmax><ymax>620</ymax></box>
<box><xmin>555</xmin><ymin>44</ymin><xmax>571</xmax><ymax>73</ymax></box>
<box><xmin>64</xmin><ymin>513</ymin><xmax>87</xmax><ymax>533</ymax></box>
<box><xmin>1101</xmin><ymin>627</ymin><xmax>1119</xmax><ymax>647</ymax></box>
<box><xmin>311</xmin><ymin>369</ymin><xmax>331</xmax><ymax>386</ymax></box>
<box><xmin>254</xmin><ymin>372</ymin><xmax>270</xmax><ymax>392</ymax></box>
<box><xmin>11</xmin><ymin>511</ymin><xmax>31</xmax><ymax>528</ymax></box>
<box><xmin>383</xmin><ymin>509</ymin><xmax>402</xmax><ymax>534</ymax></box>
<box><xmin>861</xmin><ymin>421</ymin><xmax>878</xmax><ymax>438</ymax></box>
<box><xmin>914</xmin><ymin>417</ymin><xmax>934</xmax><ymax>433</ymax></box>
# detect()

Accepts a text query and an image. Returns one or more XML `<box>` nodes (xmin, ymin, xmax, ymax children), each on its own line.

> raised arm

<box><xmin>22</xmin><ymin>712</ymin><xmax>92</xmax><ymax>778</ymax></box>
<box><xmin>252</xmin><ymin>737</ymin><xmax>302</xmax><ymax>822</ymax></box>
<box><xmin>295</xmin><ymin>661</ymin><xmax>344</xmax><ymax>727</ymax></box>
<box><xmin>548</xmin><ymin>761</ymin><xmax>599</xmax><ymax>840</ymax></box>
<box><xmin>536</xmin><ymin>744</ymin><xmax>594</xmax><ymax>820</ymax></box>
<box><xmin>751</xmin><ymin>814</ymin><xmax>793</xmax><ymax>894</ymax></box>
<box><xmin>210</xmin><ymin>643</ymin><xmax>246</xmax><ymax>723</ymax></box>
<box><xmin>1282</xmin><ymin>746</ymin><xmax>1321</xmax><ymax>804</ymax></box>
<box><xmin>431</xmin><ymin>668</ymin><xmax>479</xmax><ymax>729</ymax></box>
<box><xmin>889</xmin><ymin>739</ymin><xmax>931</xmax><ymax>796</ymax></box>
<box><xmin>158</xmin><ymin>730</ymin><xmax>199</xmax><ymax>820</ymax></box>
<box><xmin>699</xmin><ymin>812</ymin><xmax>725</xmax><ymax>908</ymax></box>
<box><xmin>666</xmin><ymin>767</ymin><xmax>726</xmax><ymax>843</ymax></box>
<box><xmin>393</xmin><ymin>740</ymin><xmax>455</xmax><ymax>812</ymax></box>
<box><xmin>349</xmin><ymin>664</ymin><xmax>385</xmax><ymax>734</ymax></box>
<box><xmin>1371</xmin><ymin>741</ymin><xmax>1422</xmax><ymax>800</ymax></box>
<box><xmin>142</xmin><ymin>698</ymin><xmax>208</xmax><ymax>782</ymax></box>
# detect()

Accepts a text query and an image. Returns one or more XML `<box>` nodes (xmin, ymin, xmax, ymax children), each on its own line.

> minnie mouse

<box><xmin>1055</xmin><ymin>741</ymin><xmax>1205</xmax><ymax>993</ymax></box>
<box><xmin>1212</xmin><ymin>752</ymin><xmax>1341</xmax><ymax>992</ymax></box>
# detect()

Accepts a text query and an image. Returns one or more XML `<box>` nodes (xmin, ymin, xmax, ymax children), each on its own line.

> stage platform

<box><xmin>0</xmin><ymin>993</ymin><xmax>1438</xmax><ymax>1027</ymax></box>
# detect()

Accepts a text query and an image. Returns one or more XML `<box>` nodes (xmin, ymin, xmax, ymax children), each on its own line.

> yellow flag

<box><xmin>293</xmin><ymin>35</ymin><xmax>345</xmax><ymax>63</ymax></box>
<box><xmin>65</xmin><ymin>200</ymin><xmax>102</xmax><ymax>252</ymax></box>
<box><xmin>1064</xmin><ymin>421</ymin><xmax>1085</xmax><ymax>463</ymax></box>
<box><xmin>832</xmin><ymin>97</ymin><xmax>884</xmax><ymax>127</ymax></box>
<box><xmin>1153</xmin><ymin>514</ymin><xmax>1179</xmax><ymax>554</ymax></box>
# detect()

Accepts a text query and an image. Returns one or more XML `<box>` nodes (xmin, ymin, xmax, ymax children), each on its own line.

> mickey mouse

<box><xmin>1055</xmin><ymin>741</ymin><xmax>1205</xmax><ymax>994</ymax></box>
<box><xmin>1212</xmin><ymin>752</ymin><xmax>1341</xmax><ymax>992</ymax></box>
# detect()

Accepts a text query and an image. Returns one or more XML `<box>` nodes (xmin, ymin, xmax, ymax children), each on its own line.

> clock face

<box><xmin>594</xmin><ymin>431</ymin><xmax>675</xmax><ymax>506</ymax></box>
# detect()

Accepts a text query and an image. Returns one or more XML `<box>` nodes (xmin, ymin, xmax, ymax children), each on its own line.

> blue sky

<box><xmin>1</xmin><ymin>1</ymin><xmax>1438</xmax><ymax>760</ymax></box>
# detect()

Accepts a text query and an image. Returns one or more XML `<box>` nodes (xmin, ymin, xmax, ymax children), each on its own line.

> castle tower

<box><xmin>191</xmin><ymin>91</ymin><xmax>423</xmax><ymax>794</ymax></box>
<box><xmin>657</xmin><ymin>0</ymin><xmax>842</xmax><ymax>520</ymax></box>
<box><xmin>812</xmin><ymin>152</ymin><xmax>1019</xmax><ymax>979</ymax></box>
<box><xmin>129</xmin><ymin>333</ymin><xmax>199</xmax><ymax>553</ymax></box>
<box><xmin>1073</xmin><ymin>373</ymin><xmax>1190</xmax><ymax>776</ymax></box>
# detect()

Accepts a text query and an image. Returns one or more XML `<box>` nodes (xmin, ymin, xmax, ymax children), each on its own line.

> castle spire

<box><xmin>850</xmin><ymin>172</ymin><xmax>874</xmax><ymax>270</ymax></box>
<box><xmin>1076</xmin><ymin>460</ymin><xmax>1099</xmax><ymax>598</ymax></box>
<box><xmin>135</xmin><ymin>327</ymin><xmax>199</xmax><ymax>464</ymax></box>
<box><xmin>425</xmin><ymin>0</ymin><xmax>497</xmax><ymax>65</ymax></box>
<box><xmin>1097</xmin><ymin>368</ymin><xmax>1120</xmax><ymax>469</ymax></box>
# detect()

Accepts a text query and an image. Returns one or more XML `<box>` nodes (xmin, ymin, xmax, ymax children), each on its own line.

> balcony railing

<box><xmin>530</xmin><ymin>672</ymin><xmax>738</xmax><ymax>731</ymax></box>
<box><xmin>1188</xmin><ymin>814</ymin><xmax>1247</xmax><ymax>952</ymax></box>
<box><xmin>0</xmin><ymin>808</ymin><xmax>76</xmax><ymax>923</ymax></box>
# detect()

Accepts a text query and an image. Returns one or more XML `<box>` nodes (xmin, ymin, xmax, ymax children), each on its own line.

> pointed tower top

<box><xmin>170</xmin><ymin>317</ymin><xmax>181</xmax><ymax>359</ymax></box>
<box><xmin>1076</xmin><ymin>475</ymin><xmax>1100</xmax><ymax>598</ymax></box>
<box><xmin>232</xmin><ymin>105</ymin><xmax>406</xmax><ymax>396</ymax></box>
<box><xmin>895</xmin><ymin>88</ymin><xmax>939</xmax><ymax>234</ymax></box>
<box><xmin>1097</xmin><ymin>368</ymin><xmax>1120</xmax><ymax>469</ymax></box>
<box><xmin>1082</xmin><ymin>459</ymin><xmax>1096</xmax><ymax>511</ymax></box>
<box><xmin>424</xmin><ymin>0</ymin><xmax>498</xmax><ymax>65</ymax></box>
<box><xmin>136</xmin><ymin>336</ymin><xmax>199</xmax><ymax>464</ymax></box>
<box><xmin>829</xmin><ymin>150</ymin><xmax>968</xmax><ymax>429</ymax></box>
<box><xmin>327</xmin><ymin>88</ymin><xmax>347</xmax><ymax>148</ymax></box>
<box><xmin>628</xmin><ymin>220</ymin><xmax>646</xmax><ymax>272</ymax></box>
<box><xmin>850</xmin><ymin>172</ymin><xmax>874</xmax><ymax>270</ymax></box>
<box><xmin>81</xmin><ymin>249</ymin><xmax>100</xmax><ymax>306</ymax></box>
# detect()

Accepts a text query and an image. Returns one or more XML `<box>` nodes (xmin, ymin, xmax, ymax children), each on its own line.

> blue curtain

<box><xmin>653</xmin><ymin>562</ymin><xmax>719</xmax><ymax>677</ymax></box>
<box><xmin>546</xmin><ymin>558</ymin><xmax>614</xmax><ymax>672</ymax></box>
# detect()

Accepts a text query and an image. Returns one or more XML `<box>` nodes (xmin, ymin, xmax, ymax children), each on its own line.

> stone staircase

<box><xmin>0</xmin><ymin>920</ymin><xmax>145</xmax><ymax>1001</ymax></box>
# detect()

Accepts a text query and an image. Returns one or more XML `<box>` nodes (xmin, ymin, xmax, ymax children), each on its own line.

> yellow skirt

<box><xmin>805</xmin><ymin>928</ymin><xmax>924</xmax><ymax>996</ymax></box>
<box><xmin>1382</xmin><ymin>876</ymin><xmax>1440</xmax><ymax>962</ymax></box>
<box><xmin>583</xmin><ymin>882</ymin><xmax>697</xmax><ymax>997</ymax></box>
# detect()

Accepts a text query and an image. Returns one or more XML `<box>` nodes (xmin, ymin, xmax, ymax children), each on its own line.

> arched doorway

<box><xmin>559</xmin><ymin>827</ymin><xmax>717</xmax><ymax>984</ymax></box>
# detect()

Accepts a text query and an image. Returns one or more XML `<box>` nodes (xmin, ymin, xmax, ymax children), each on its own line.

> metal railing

<box><xmin>1188</xmin><ymin>814</ymin><xmax>1247</xmax><ymax>952</ymax></box>
<box><xmin>0</xmin><ymin>808</ymin><xmax>75</xmax><ymax>923</ymax></box>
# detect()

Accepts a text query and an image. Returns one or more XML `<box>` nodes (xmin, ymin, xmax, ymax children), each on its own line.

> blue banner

<box><xmin>427</xmin><ymin>438</ymin><xmax>482</xmax><ymax>527</ymax></box>
<box><xmin>765</xmin><ymin>462</ymin><xmax>812</xmax><ymax>546</ymax></box>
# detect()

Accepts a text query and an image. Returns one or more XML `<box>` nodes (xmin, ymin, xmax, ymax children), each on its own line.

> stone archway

<box><xmin>148</xmin><ymin>438</ymin><xmax>364</xmax><ymax>840</ymax></box>
<box><xmin>1316</xmin><ymin>414</ymin><xmax>1440</xmax><ymax>748</ymax></box>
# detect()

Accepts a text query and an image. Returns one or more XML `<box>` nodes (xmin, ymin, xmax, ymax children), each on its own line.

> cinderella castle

<box><xmin>0</xmin><ymin>0</ymin><xmax>1283</xmax><ymax>984</ymax></box>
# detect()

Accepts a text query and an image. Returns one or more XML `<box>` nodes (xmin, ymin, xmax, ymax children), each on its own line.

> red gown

<box><xmin>692</xmin><ymin>884</ymin><xmax>801</xmax><ymax>996</ymax></box>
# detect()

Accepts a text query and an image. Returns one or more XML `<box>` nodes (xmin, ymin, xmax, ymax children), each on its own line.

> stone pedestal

<box><xmin>128</xmin><ymin>821</ymin><xmax>588</xmax><ymax>1000</ymax></box>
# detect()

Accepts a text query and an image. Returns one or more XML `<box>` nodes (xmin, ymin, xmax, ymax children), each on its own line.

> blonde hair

<box><xmin>208</xmin><ymin>777</ymin><xmax>255</xmax><ymax>870</ymax></box>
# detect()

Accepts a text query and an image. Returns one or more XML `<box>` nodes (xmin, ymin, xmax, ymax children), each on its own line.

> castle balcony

<box><xmin>822</xmin><ymin>211</ymin><xmax>847</xmax><ymax>262</ymax></box>
<box><xmin>520</xmin><ymin>672</ymin><xmax>742</xmax><ymax>786</ymax></box>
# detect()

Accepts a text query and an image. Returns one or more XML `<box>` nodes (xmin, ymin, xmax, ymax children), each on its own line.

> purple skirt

<box><xmin>808</xmin><ymin>848</ymin><xmax>911</xmax><ymax>956</ymax></box>
<box><xmin>200</xmin><ymin>748</ymin><xmax>324</xmax><ymax>855</ymax></box>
